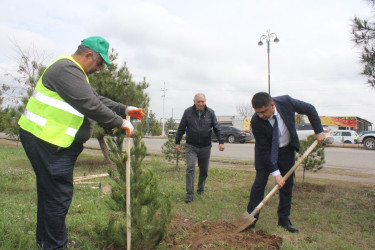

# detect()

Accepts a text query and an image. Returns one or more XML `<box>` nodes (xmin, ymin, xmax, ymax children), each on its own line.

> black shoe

<box><xmin>278</xmin><ymin>219</ymin><xmax>299</xmax><ymax>233</ymax></box>
<box><xmin>185</xmin><ymin>197</ymin><xmax>193</xmax><ymax>203</ymax></box>
<box><xmin>197</xmin><ymin>191</ymin><xmax>204</xmax><ymax>195</ymax></box>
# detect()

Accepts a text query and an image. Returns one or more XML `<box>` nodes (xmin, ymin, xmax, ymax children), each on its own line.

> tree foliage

<box><xmin>0</xmin><ymin>42</ymin><xmax>47</xmax><ymax>138</ymax></box>
<box><xmin>165</xmin><ymin>117</ymin><xmax>177</xmax><ymax>132</ymax></box>
<box><xmin>296</xmin><ymin>135</ymin><xmax>325</xmax><ymax>185</ymax></box>
<box><xmin>352</xmin><ymin>0</ymin><xmax>375</xmax><ymax>87</ymax></box>
<box><xmin>89</xmin><ymin>49</ymin><xmax>150</xmax><ymax>161</ymax></box>
<box><xmin>146</xmin><ymin>110</ymin><xmax>162</xmax><ymax>136</ymax></box>
<box><xmin>99</xmin><ymin>128</ymin><xmax>171</xmax><ymax>249</ymax></box>
<box><xmin>295</xmin><ymin>114</ymin><xmax>306</xmax><ymax>124</ymax></box>
<box><xmin>161</xmin><ymin>136</ymin><xmax>186</xmax><ymax>169</ymax></box>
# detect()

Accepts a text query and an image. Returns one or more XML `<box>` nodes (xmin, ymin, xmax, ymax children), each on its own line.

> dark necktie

<box><xmin>270</xmin><ymin>115</ymin><xmax>279</xmax><ymax>166</ymax></box>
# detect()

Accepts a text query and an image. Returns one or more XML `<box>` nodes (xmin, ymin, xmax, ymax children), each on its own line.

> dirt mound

<box><xmin>163</xmin><ymin>214</ymin><xmax>283</xmax><ymax>249</ymax></box>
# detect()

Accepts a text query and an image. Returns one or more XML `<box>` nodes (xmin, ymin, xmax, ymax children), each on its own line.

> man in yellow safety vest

<box><xmin>18</xmin><ymin>36</ymin><xmax>145</xmax><ymax>250</ymax></box>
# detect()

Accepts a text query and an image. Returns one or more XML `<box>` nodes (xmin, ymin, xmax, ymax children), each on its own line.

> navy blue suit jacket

<box><xmin>251</xmin><ymin>95</ymin><xmax>323</xmax><ymax>173</ymax></box>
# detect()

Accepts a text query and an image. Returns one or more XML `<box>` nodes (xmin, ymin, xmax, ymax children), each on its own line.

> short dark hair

<box><xmin>251</xmin><ymin>92</ymin><xmax>272</xmax><ymax>109</ymax></box>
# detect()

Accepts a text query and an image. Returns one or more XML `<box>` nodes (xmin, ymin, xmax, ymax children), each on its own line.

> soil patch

<box><xmin>163</xmin><ymin>214</ymin><xmax>283</xmax><ymax>249</ymax></box>
<box><xmin>293</xmin><ymin>182</ymin><xmax>327</xmax><ymax>193</ymax></box>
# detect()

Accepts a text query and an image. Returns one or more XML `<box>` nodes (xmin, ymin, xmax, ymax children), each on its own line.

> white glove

<box><xmin>121</xmin><ymin>119</ymin><xmax>134</xmax><ymax>137</ymax></box>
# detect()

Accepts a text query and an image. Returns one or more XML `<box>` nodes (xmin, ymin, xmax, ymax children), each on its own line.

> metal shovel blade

<box><xmin>233</xmin><ymin>212</ymin><xmax>257</xmax><ymax>233</ymax></box>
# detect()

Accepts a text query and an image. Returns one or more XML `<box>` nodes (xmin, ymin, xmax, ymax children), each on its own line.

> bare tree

<box><xmin>1</xmin><ymin>39</ymin><xmax>50</xmax><ymax>105</ymax></box>
<box><xmin>236</xmin><ymin>102</ymin><xmax>254</xmax><ymax>118</ymax></box>
<box><xmin>0</xmin><ymin>40</ymin><xmax>50</xmax><ymax>138</ymax></box>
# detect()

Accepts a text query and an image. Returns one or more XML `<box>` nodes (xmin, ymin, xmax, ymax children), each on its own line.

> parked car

<box><xmin>211</xmin><ymin>126</ymin><xmax>249</xmax><ymax>143</ymax></box>
<box><xmin>331</xmin><ymin>130</ymin><xmax>358</xmax><ymax>144</ymax></box>
<box><xmin>296</xmin><ymin>123</ymin><xmax>331</xmax><ymax>140</ymax></box>
<box><xmin>357</xmin><ymin>131</ymin><xmax>375</xmax><ymax>150</ymax></box>
<box><xmin>167</xmin><ymin>130</ymin><xmax>177</xmax><ymax>137</ymax></box>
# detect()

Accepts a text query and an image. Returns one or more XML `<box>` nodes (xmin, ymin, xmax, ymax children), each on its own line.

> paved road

<box><xmin>137</xmin><ymin>138</ymin><xmax>374</xmax><ymax>173</ymax></box>
<box><xmin>1</xmin><ymin>133</ymin><xmax>373</xmax><ymax>173</ymax></box>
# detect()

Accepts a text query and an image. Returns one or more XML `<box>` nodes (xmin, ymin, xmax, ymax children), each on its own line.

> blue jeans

<box><xmin>20</xmin><ymin>129</ymin><xmax>83</xmax><ymax>250</ymax></box>
<box><xmin>185</xmin><ymin>144</ymin><xmax>211</xmax><ymax>201</ymax></box>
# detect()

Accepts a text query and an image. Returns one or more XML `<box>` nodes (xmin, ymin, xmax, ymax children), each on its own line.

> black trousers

<box><xmin>20</xmin><ymin>129</ymin><xmax>83</xmax><ymax>249</ymax></box>
<box><xmin>247</xmin><ymin>145</ymin><xmax>295</xmax><ymax>222</ymax></box>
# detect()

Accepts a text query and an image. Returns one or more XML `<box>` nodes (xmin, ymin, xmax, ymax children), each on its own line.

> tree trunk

<box><xmin>176</xmin><ymin>152</ymin><xmax>179</xmax><ymax>170</ymax></box>
<box><xmin>302</xmin><ymin>167</ymin><xmax>306</xmax><ymax>186</ymax></box>
<box><xmin>97</xmin><ymin>135</ymin><xmax>110</xmax><ymax>163</ymax></box>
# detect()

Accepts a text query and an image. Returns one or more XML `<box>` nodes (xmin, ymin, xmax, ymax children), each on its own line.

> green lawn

<box><xmin>0</xmin><ymin>145</ymin><xmax>374</xmax><ymax>249</ymax></box>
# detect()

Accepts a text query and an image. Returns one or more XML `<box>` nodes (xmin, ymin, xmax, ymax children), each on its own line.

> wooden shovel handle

<box><xmin>126</xmin><ymin>116</ymin><xmax>131</xmax><ymax>249</ymax></box>
<box><xmin>255</xmin><ymin>140</ymin><xmax>318</xmax><ymax>212</ymax></box>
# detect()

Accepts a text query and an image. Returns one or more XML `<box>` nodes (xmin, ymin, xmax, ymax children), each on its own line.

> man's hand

<box><xmin>315</xmin><ymin>133</ymin><xmax>326</xmax><ymax>144</ymax></box>
<box><xmin>175</xmin><ymin>145</ymin><xmax>181</xmax><ymax>152</ymax></box>
<box><xmin>125</xmin><ymin>106</ymin><xmax>145</xmax><ymax>120</ymax></box>
<box><xmin>275</xmin><ymin>174</ymin><xmax>285</xmax><ymax>188</ymax></box>
<box><xmin>121</xmin><ymin>119</ymin><xmax>134</xmax><ymax>137</ymax></box>
<box><xmin>218</xmin><ymin>144</ymin><xmax>225</xmax><ymax>151</ymax></box>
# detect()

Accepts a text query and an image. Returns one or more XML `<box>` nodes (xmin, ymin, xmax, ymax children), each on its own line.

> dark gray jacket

<box><xmin>43</xmin><ymin>59</ymin><xmax>126</xmax><ymax>143</ymax></box>
<box><xmin>175</xmin><ymin>105</ymin><xmax>224</xmax><ymax>148</ymax></box>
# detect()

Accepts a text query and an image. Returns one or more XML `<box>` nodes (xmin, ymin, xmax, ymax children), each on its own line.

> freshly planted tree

<box><xmin>296</xmin><ymin>134</ymin><xmax>325</xmax><ymax>185</ymax></box>
<box><xmin>161</xmin><ymin>136</ymin><xmax>186</xmax><ymax>169</ymax></box>
<box><xmin>99</xmin><ymin>127</ymin><xmax>171</xmax><ymax>249</ymax></box>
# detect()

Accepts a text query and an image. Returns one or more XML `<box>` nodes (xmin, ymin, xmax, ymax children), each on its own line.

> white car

<box><xmin>296</xmin><ymin>123</ymin><xmax>331</xmax><ymax>140</ymax></box>
<box><xmin>331</xmin><ymin>130</ymin><xmax>358</xmax><ymax>144</ymax></box>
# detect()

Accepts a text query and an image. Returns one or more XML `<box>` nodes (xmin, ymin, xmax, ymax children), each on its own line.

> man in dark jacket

<box><xmin>247</xmin><ymin>92</ymin><xmax>325</xmax><ymax>233</ymax></box>
<box><xmin>175</xmin><ymin>93</ymin><xmax>225</xmax><ymax>203</ymax></box>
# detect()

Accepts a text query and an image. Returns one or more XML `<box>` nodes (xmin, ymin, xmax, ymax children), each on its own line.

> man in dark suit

<box><xmin>247</xmin><ymin>92</ymin><xmax>325</xmax><ymax>233</ymax></box>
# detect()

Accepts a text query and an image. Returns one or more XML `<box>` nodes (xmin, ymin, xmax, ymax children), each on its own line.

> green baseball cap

<box><xmin>81</xmin><ymin>36</ymin><xmax>112</xmax><ymax>66</ymax></box>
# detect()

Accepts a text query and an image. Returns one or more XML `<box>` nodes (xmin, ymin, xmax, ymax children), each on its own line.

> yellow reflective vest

<box><xmin>18</xmin><ymin>55</ymin><xmax>89</xmax><ymax>148</ymax></box>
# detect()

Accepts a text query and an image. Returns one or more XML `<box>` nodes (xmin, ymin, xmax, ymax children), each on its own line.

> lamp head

<box><xmin>274</xmin><ymin>37</ymin><xmax>280</xmax><ymax>43</ymax></box>
<box><xmin>258</xmin><ymin>41</ymin><xmax>264</xmax><ymax>46</ymax></box>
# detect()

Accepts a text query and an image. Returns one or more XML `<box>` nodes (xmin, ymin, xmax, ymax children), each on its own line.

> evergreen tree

<box><xmin>165</xmin><ymin>117</ymin><xmax>177</xmax><ymax>132</ymax></box>
<box><xmin>147</xmin><ymin>111</ymin><xmax>162</xmax><ymax>136</ymax></box>
<box><xmin>161</xmin><ymin>136</ymin><xmax>186</xmax><ymax>169</ymax></box>
<box><xmin>352</xmin><ymin>0</ymin><xmax>375</xmax><ymax>87</ymax></box>
<box><xmin>295</xmin><ymin>114</ymin><xmax>306</xmax><ymax>124</ymax></box>
<box><xmin>296</xmin><ymin>134</ymin><xmax>325</xmax><ymax>185</ymax></box>
<box><xmin>89</xmin><ymin>49</ymin><xmax>150</xmax><ymax>161</ymax></box>
<box><xmin>99</xmin><ymin>127</ymin><xmax>171</xmax><ymax>249</ymax></box>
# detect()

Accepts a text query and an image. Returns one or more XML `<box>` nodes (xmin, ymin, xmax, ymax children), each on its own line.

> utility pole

<box><xmin>161</xmin><ymin>82</ymin><xmax>167</xmax><ymax>136</ymax></box>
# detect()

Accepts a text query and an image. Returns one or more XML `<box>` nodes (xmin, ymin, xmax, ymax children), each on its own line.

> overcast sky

<box><xmin>1</xmin><ymin>0</ymin><xmax>374</xmax><ymax>125</ymax></box>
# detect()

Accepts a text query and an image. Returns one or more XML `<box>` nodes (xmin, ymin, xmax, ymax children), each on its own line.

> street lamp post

<box><xmin>258</xmin><ymin>30</ymin><xmax>279</xmax><ymax>95</ymax></box>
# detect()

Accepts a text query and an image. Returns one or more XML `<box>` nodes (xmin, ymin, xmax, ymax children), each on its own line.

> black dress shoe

<box><xmin>278</xmin><ymin>219</ymin><xmax>299</xmax><ymax>233</ymax></box>
<box><xmin>185</xmin><ymin>197</ymin><xmax>193</xmax><ymax>203</ymax></box>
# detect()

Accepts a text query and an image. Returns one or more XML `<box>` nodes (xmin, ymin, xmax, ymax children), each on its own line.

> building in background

<box><xmin>319</xmin><ymin>116</ymin><xmax>372</xmax><ymax>133</ymax></box>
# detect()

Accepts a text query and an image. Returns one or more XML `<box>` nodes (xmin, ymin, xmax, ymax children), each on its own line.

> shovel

<box><xmin>234</xmin><ymin>140</ymin><xmax>319</xmax><ymax>233</ymax></box>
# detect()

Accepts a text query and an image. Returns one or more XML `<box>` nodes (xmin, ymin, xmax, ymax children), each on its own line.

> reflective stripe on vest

<box><xmin>32</xmin><ymin>90</ymin><xmax>84</xmax><ymax>118</ymax></box>
<box><xmin>18</xmin><ymin>55</ymin><xmax>88</xmax><ymax>148</ymax></box>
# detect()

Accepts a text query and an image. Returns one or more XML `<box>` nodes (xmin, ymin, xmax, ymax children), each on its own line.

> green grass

<box><xmin>1</xmin><ymin>145</ymin><xmax>374</xmax><ymax>249</ymax></box>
